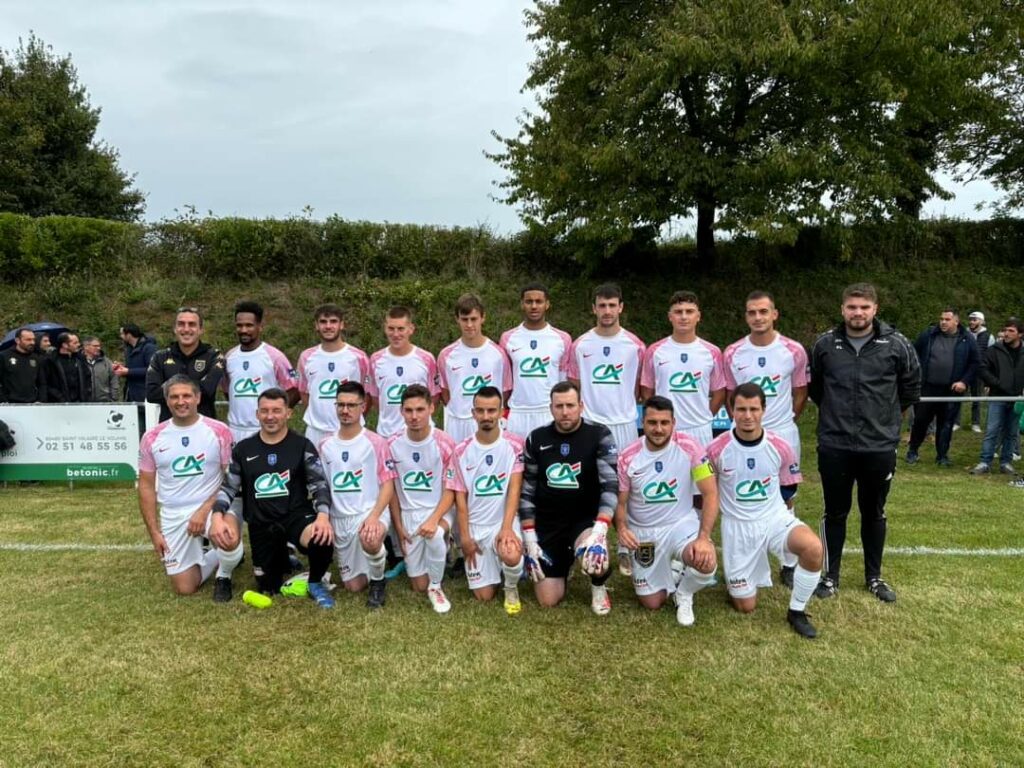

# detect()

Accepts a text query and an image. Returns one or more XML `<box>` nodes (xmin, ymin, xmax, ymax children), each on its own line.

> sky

<box><xmin>0</xmin><ymin>1</ymin><xmax>1006</xmax><ymax>233</ymax></box>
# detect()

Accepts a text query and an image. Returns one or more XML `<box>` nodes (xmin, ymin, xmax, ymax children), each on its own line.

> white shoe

<box><xmin>591</xmin><ymin>584</ymin><xmax>611</xmax><ymax>616</ymax></box>
<box><xmin>427</xmin><ymin>585</ymin><xmax>451</xmax><ymax>614</ymax></box>
<box><xmin>618</xmin><ymin>553</ymin><xmax>632</xmax><ymax>577</ymax></box>
<box><xmin>674</xmin><ymin>590</ymin><xmax>695</xmax><ymax>627</ymax></box>
<box><xmin>669</xmin><ymin>558</ymin><xmax>684</xmax><ymax>589</ymax></box>
<box><xmin>971</xmin><ymin>424</ymin><xmax>982</xmax><ymax>433</ymax></box>
<box><xmin>952</xmin><ymin>423</ymin><xmax>960</xmax><ymax>432</ymax></box>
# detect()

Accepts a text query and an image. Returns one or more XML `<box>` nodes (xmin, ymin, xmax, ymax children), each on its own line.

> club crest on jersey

<box><xmin>485</xmin><ymin>454</ymin><xmax>494</xmax><ymax>466</ymax></box>
<box><xmin>642</xmin><ymin>479</ymin><xmax>678</xmax><ymax>503</ymax></box>
<box><xmin>603</xmin><ymin>346</ymin><xmax>611</xmax><ymax>357</ymax></box>
<box><xmin>403</xmin><ymin>469</ymin><xmax>434</xmax><ymax>492</ymax></box>
<box><xmin>328</xmin><ymin>362</ymin><xmax>335</xmax><ymax>372</ymax></box>
<box><xmin>681</xmin><ymin>353</ymin><xmax>688</xmax><ymax>363</ymax></box>
<box><xmin>560</xmin><ymin>443</ymin><xmax>570</xmax><ymax>457</ymax></box>
<box><xmin>171</xmin><ymin>453</ymin><xmax>206</xmax><ymax>478</ymax></box>
<box><xmin>412</xmin><ymin>451</ymin><xmax>420</xmax><ymax>463</ymax></box>
<box><xmin>255</xmin><ymin>470</ymin><xmax>290</xmax><ymax>498</ymax></box>
<box><xmin>592</xmin><ymin>363</ymin><xmax>624</xmax><ymax>385</ymax></box>
<box><xmin>332</xmin><ymin>469</ymin><xmax>363</xmax><ymax>493</ymax></box>
<box><xmin>530</xmin><ymin>340</ymin><xmax>538</xmax><ymax>350</ymax></box>
<box><xmin>233</xmin><ymin>377</ymin><xmax>263</xmax><ymax>397</ymax></box>
<box><xmin>669</xmin><ymin>370</ymin><xmax>701</xmax><ymax>393</ymax></box>
<box><xmin>546</xmin><ymin>461</ymin><xmax>582</xmax><ymax>488</ymax></box>
<box><xmin>268</xmin><ymin>453</ymin><xmax>278</xmax><ymax>467</ymax></box>
<box><xmin>341</xmin><ymin>451</ymin><xmax>349</xmax><ymax>462</ymax></box>
<box><xmin>396</xmin><ymin>366</ymin><xmax>404</xmax><ymax>376</ymax></box>
<box><xmin>471</xmin><ymin>357</ymin><xmax>479</xmax><ymax>368</ymax></box>
<box><xmin>736</xmin><ymin>476</ymin><xmax>772</xmax><ymax>503</ymax></box>
<box><xmin>474</xmin><ymin>472</ymin><xmax>507</xmax><ymax>497</ymax></box>
<box><xmin>654</xmin><ymin>460</ymin><xmax>663</xmax><ymax>473</ymax></box>
<box><xmin>747</xmin><ymin>458</ymin><xmax>755</xmax><ymax>469</ymax></box>
<box><xmin>243</xmin><ymin>361</ymin><xmax>250</xmax><ymax>371</ymax></box>
<box><xmin>635</xmin><ymin>542</ymin><xmax>655</xmax><ymax>568</ymax></box>
<box><xmin>181</xmin><ymin>436</ymin><xmax>190</xmax><ymax>447</ymax></box>
<box><xmin>194</xmin><ymin>359</ymin><xmax>206</xmax><ymax>372</ymax></box>
<box><xmin>758</xmin><ymin>357</ymin><xmax>766</xmax><ymax>368</ymax></box>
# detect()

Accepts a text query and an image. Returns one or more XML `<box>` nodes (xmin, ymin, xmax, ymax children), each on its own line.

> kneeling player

<box><xmin>615</xmin><ymin>397</ymin><xmax>718</xmax><ymax>626</ymax></box>
<box><xmin>319</xmin><ymin>381</ymin><xmax>396</xmax><ymax>608</ymax></box>
<box><xmin>138</xmin><ymin>375</ymin><xmax>244</xmax><ymax>600</ymax></box>
<box><xmin>519</xmin><ymin>381</ymin><xmax>618</xmax><ymax>615</ymax></box>
<box><xmin>387</xmin><ymin>385</ymin><xmax>458</xmax><ymax>613</ymax></box>
<box><xmin>446</xmin><ymin>386</ymin><xmax>525</xmax><ymax>614</ymax></box>
<box><xmin>706</xmin><ymin>382</ymin><xmax>823</xmax><ymax>638</ymax></box>
<box><xmin>213</xmin><ymin>388</ymin><xmax>336</xmax><ymax>608</ymax></box>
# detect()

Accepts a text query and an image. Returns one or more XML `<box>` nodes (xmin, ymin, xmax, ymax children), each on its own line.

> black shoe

<box><xmin>814</xmin><ymin>575</ymin><xmax>839</xmax><ymax>599</ymax></box>
<box><xmin>287</xmin><ymin>554</ymin><xmax>303</xmax><ymax>574</ymax></box>
<box><xmin>787</xmin><ymin>609</ymin><xmax>818</xmax><ymax>639</ymax></box>
<box><xmin>367</xmin><ymin>578</ymin><xmax>387</xmax><ymax>609</ymax></box>
<box><xmin>779</xmin><ymin>565</ymin><xmax>795</xmax><ymax>589</ymax></box>
<box><xmin>867</xmin><ymin>577</ymin><xmax>897</xmax><ymax>603</ymax></box>
<box><xmin>449</xmin><ymin>557</ymin><xmax>466</xmax><ymax>578</ymax></box>
<box><xmin>213</xmin><ymin>577</ymin><xmax>233</xmax><ymax>603</ymax></box>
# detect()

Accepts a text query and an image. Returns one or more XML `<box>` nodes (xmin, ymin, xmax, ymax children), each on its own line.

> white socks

<box><xmin>215</xmin><ymin>544</ymin><xmax>243</xmax><ymax>580</ymax></box>
<box><xmin>200</xmin><ymin>549</ymin><xmax>220</xmax><ymax>584</ymax></box>
<box><xmin>503</xmin><ymin>558</ymin><xmax>524</xmax><ymax>589</ymax></box>
<box><xmin>790</xmin><ymin>564</ymin><xmax>820</xmax><ymax>611</ymax></box>
<box><xmin>426</xmin><ymin>528</ymin><xmax>447</xmax><ymax>586</ymax></box>
<box><xmin>366</xmin><ymin>545</ymin><xmax>387</xmax><ymax>582</ymax></box>
<box><xmin>677</xmin><ymin>566</ymin><xmax>716</xmax><ymax>597</ymax></box>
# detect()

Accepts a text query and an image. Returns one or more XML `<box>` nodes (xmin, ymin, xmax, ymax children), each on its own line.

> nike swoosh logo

<box><xmin>465</xmin><ymin>465</ymin><xmax>475</xmax><ymax>471</ymax></box>
<box><xmin>735</xmin><ymin>365</ymin><xmax>747</xmax><ymax>371</ymax></box>
<box><xmin>510</xmin><ymin>347</ymin><xmax>522</xmax><ymax>353</ymax></box>
<box><xmin>451</xmin><ymin>365</ymin><xmax>462</xmax><ymax>371</ymax></box>
<box><xmin>246</xmin><ymin>456</ymin><xmax>258</xmax><ymax>462</ymax></box>
<box><xmin>582</xmin><ymin>353</ymin><xmax>593</xmax><ymax>358</ymax></box>
<box><xmin>538</xmin><ymin>444</ymin><xmax>553</xmax><ymax>451</ymax></box>
<box><xmin>157</xmin><ymin>447</ymin><xmax>169</xmax><ymax>453</ymax></box>
<box><xmin>657</xmin><ymin>361</ymin><xmax>669</xmax><ymax>367</ymax></box>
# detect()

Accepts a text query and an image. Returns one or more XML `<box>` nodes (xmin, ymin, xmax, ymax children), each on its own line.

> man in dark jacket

<box><xmin>970</xmin><ymin>317</ymin><xmax>1024</xmax><ymax>475</ymax></box>
<box><xmin>114</xmin><ymin>323</ymin><xmax>156</xmax><ymax>402</ymax></box>
<box><xmin>42</xmin><ymin>332</ymin><xmax>92</xmax><ymax>403</ymax></box>
<box><xmin>146</xmin><ymin>307</ymin><xmax>225</xmax><ymax>422</ymax></box>
<box><xmin>0</xmin><ymin>327</ymin><xmax>45</xmax><ymax>403</ymax></box>
<box><xmin>809</xmin><ymin>283</ymin><xmax>920</xmax><ymax>604</ymax></box>
<box><xmin>906</xmin><ymin>308</ymin><xmax>978</xmax><ymax>467</ymax></box>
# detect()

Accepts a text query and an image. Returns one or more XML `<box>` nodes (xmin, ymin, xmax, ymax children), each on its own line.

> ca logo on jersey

<box><xmin>668</xmin><ymin>371</ymin><xmax>702</xmax><ymax>393</ymax></box>
<box><xmin>332</xmin><ymin>469</ymin><xmax>363</xmax><ymax>493</ymax></box>
<box><xmin>403</xmin><ymin>469</ymin><xmax>434</xmax><ymax>492</ymax></box>
<box><xmin>254</xmin><ymin>470</ymin><xmax>291</xmax><ymax>498</ymax></box>
<box><xmin>171</xmin><ymin>453</ymin><xmax>206</xmax><ymax>478</ymax></box>
<box><xmin>546</xmin><ymin>462</ymin><xmax>582</xmax><ymax>488</ymax></box>
<box><xmin>317</xmin><ymin>379</ymin><xmax>342</xmax><ymax>399</ymax></box>
<box><xmin>642</xmin><ymin>478</ymin><xmax>678</xmax><ymax>503</ymax></box>
<box><xmin>519</xmin><ymin>356</ymin><xmax>551</xmax><ymax>378</ymax></box>
<box><xmin>233</xmin><ymin>377</ymin><xmax>263</xmax><ymax>397</ymax></box>
<box><xmin>474</xmin><ymin>472</ymin><xmax>507</xmax><ymax>497</ymax></box>
<box><xmin>385</xmin><ymin>383</ymin><xmax>407</xmax><ymax>405</ymax></box>
<box><xmin>736</xmin><ymin>476</ymin><xmax>772</xmax><ymax>502</ymax></box>
<box><xmin>460</xmin><ymin>374</ymin><xmax>492</xmax><ymax>396</ymax></box>
<box><xmin>592</xmin><ymin>363</ymin><xmax>623</xmax><ymax>385</ymax></box>
<box><xmin>747</xmin><ymin>374</ymin><xmax>781</xmax><ymax>397</ymax></box>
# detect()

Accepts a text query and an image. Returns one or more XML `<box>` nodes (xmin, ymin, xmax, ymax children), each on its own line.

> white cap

<box><xmin>969</xmin><ymin>311</ymin><xmax>984</xmax><ymax>321</ymax></box>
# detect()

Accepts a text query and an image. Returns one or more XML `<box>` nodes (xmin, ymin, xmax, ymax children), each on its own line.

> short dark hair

<box><xmin>314</xmin><ymin>303</ymin><xmax>344</xmax><ymax>321</ymax></box>
<box><xmin>234</xmin><ymin>300</ymin><xmax>264</xmax><ymax>322</ymax></box>
<box><xmin>257</xmin><ymin>387</ymin><xmax>289</xmax><ymax>405</ymax></box>
<box><xmin>842</xmin><ymin>283</ymin><xmax>878</xmax><ymax>304</ymax></box>
<box><xmin>401</xmin><ymin>383</ymin><xmax>432</xmax><ymax>404</ymax></box>
<box><xmin>669</xmin><ymin>290</ymin><xmax>700</xmax><ymax>309</ymax></box>
<box><xmin>473</xmin><ymin>385</ymin><xmax>503</xmax><ymax>407</ymax></box>
<box><xmin>1004</xmin><ymin>317</ymin><xmax>1024</xmax><ymax>333</ymax></box>
<box><xmin>731</xmin><ymin>381</ymin><xmax>766</xmax><ymax>408</ymax></box>
<box><xmin>746</xmin><ymin>290</ymin><xmax>774</xmax><ymax>306</ymax></box>
<box><xmin>162</xmin><ymin>373</ymin><xmax>200</xmax><ymax>398</ymax></box>
<box><xmin>56</xmin><ymin>332</ymin><xmax>76</xmax><ymax>348</ymax></box>
<box><xmin>175</xmin><ymin>307</ymin><xmax>204</xmax><ymax>327</ymax></box>
<box><xmin>387</xmin><ymin>305</ymin><xmax>413</xmax><ymax>321</ymax></box>
<box><xmin>120</xmin><ymin>323</ymin><xmax>142</xmax><ymax>338</ymax></box>
<box><xmin>593</xmin><ymin>283</ymin><xmax>622</xmax><ymax>302</ymax></box>
<box><xmin>520</xmin><ymin>282</ymin><xmax>549</xmax><ymax>299</ymax></box>
<box><xmin>16</xmin><ymin>326</ymin><xmax>34</xmax><ymax>341</ymax></box>
<box><xmin>941</xmin><ymin>306</ymin><xmax>959</xmax><ymax>317</ymax></box>
<box><xmin>336</xmin><ymin>380</ymin><xmax>365</xmax><ymax>400</ymax></box>
<box><xmin>455</xmin><ymin>294</ymin><xmax>485</xmax><ymax>317</ymax></box>
<box><xmin>550</xmin><ymin>380</ymin><xmax>580</xmax><ymax>401</ymax></box>
<box><xmin>643</xmin><ymin>396</ymin><xmax>675</xmax><ymax>416</ymax></box>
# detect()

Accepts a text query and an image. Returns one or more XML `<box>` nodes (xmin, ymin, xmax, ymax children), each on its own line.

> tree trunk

<box><xmin>696</xmin><ymin>201</ymin><xmax>716</xmax><ymax>268</ymax></box>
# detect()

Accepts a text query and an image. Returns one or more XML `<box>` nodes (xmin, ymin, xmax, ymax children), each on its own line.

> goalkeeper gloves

<box><xmin>579</xmin><ymin>519</ymin><xmax>610</xmax><ymax>575</ymax></box>
<box><xmin>522</xmin><ymin>525</ymin><xmax>550</xmax><ymax>583</ymax></box>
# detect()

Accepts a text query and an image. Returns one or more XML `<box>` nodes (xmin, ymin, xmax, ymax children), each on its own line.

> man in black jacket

<box><xmin>907</xmin><ymin>307</ymin><xmax>978</xmax><ymax>467</ymax></box>
<box><xmin>42</xmin><ymin>332</ymin><xmax>92</xmax><ymax>403</ymax></box>
<box><xmin>0</xmin><ymin>328</ymin><xmax>45</xmax><ymax>403</ymax></box>
<box><xmin>970</xmin><ymin>318</ymin><xmax>1024</xmax><ymax>475</ymax></box>
<box><xmin>146</xmin><ymin>308</ymin><xmax>226</xmax><ymax>422</ymax></box>
<box><xmin>113</xmin><ymin>323</ymin><xmax>156</xmax><ymax>402</ymax></box>
<box><xmin>809</xmin><ymin>283</ymin><xmax>920</xmax><ymax>603</ymax></box>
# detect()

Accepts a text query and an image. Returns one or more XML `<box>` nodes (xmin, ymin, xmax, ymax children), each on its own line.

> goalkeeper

<box><xmin>518</xmin><ymin>381</ymin><xmax>619</xmax><ymax>615</ymax></box>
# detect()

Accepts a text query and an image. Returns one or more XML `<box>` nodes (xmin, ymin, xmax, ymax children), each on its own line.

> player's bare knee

<box><xmin>731</xmin><ymin>597</ymin><xmax>757</xmax><ymax>614</ymax></box>
<box><xmin>639</xmin><ymin>593</ymin><xmax>666</xmax><ymax>611</ymax></box>
<box><xmin>171</xmin><ymin>579</ymin><xmax>199</xmax><ymax>596</ymax></box>
<box><xmin>472</xmin><ymin>586</ymin><xmax>497</xmax><ymax>602</ymax></box>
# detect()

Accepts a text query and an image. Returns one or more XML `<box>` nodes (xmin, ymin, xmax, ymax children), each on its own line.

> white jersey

<box><xmin>444</xmin><ymin>432</ymin><xmax>525</xmax><ymax>530</ymax></box>
<box><xmin>723</xmin><ymin>334</ymin><xmax>809</xmax><ymax>430</ymax></box>
<box><xmin>641</xmin><ymin>337</ymin><xmax>726</xmax><ymax>430</ymax></box>
<box><xmin>319</xmin><ymin>428</ymin><xmax>396</xmax><ymax>518</ymax></box>
<box><xmin>298</xmin><ymin>343</ymin><xmax>370</xmax><ymax>433</ymax></box>
<box><xmin>567</xmin><ymin>328</ymin><xmax>646</xmax><ymax>425</ymax></box>
<box><xmin>223</xmin><ymin>342</ymin><xmax>298</xmax><ymax>432</ymax></box>
<box><xmin>705</xmin><ymin>430</ymin><xmax>802</xmax><ymax>523</ymax></box>
<box><xmin>138</xmin><ymin>416</ymin><xmax>234</xmax><ymax>512</ymax></box>
<box><xmin>617</xmin><ymin>433</ymin><xmax>712</xmax><ymax>529</ymax></box>
<box><xmin>366</xmin><ymin>346</ymin><xmax>440</xmax><ymax>438</ymax></box>
<box><xmin>499</xmin><ymin>323</ymin><xmax>573</xmax><ymax>409</ymax></box>
<box><xmin>387</xmin><ymin>426</ymin><xmax>458</xmax><ymax>516</ymax></box>
<box><xmin>437</xmin><ymin>339</ymin><xmax>512</xmax><ymax>420</ymax></box>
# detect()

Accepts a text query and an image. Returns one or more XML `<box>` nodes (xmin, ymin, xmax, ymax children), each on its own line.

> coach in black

<box><xmin>519</xmin><ymin>380</ymin><xmax>619</xmax><ymax>616</ymax></box>
<box><xmin>809</xmin><ymin>283</ymin><xmax>920</xmax><ymax>603</ymax></box>
<box><xmin>213</xmin><ymin>388</ymin><xmax>336</xmax><ymax>608</ymax></box>
<box><xmin>146</xmin><ymin>307</ymin><xmax>225</xmax><ymax>422</ymax></box>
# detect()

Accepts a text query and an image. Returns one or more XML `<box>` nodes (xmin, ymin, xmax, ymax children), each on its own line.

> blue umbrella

<box><xmin>0</xmin><ymin>321</ymin><xmax>69</xmax><ymax>351</ymax></box>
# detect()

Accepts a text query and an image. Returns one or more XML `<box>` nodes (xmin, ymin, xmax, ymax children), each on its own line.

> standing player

<box><xmin>615</xmin><ymin>397</ymin><xmax>718</xmax><ymax>626</ymax></box>
<box><xmin>499</xmin><ymin>283</ymin><xmax>572</xmax><ymax>438</ymax></box>
<box><xmin>438</xmin><ymin>294</ymin><xmax>512</xmax><ymax>445</ymax></box>
<box><xmin>446</xmin><ymin>386</ymin><xmax>526</xmax><ymax>614</ymax></box>
<box><xmin>318</xmin><ymin>382</ymin><xmax>396</xmax><ymax>609</ymax></box>
<box><xmin>223</xmin><ymin>301</ymin><xmax>299</xmax><ymax>443</ymax></box>
<box><xmin>641</xmin><ymin>291</ymin><xmax>726</xmax><ymax>448</ymax></box>
<box><xmin>146</xmin><ymin>307</ymin><xmax>226</xmax><ymax>422</ymax></box>
<box><xmin>387</xmin><ymin>385</ymin><xmax>459</xmax><ymax>613</ymax></box>
<box><xmin>706</xmin><ymin>383</ymin><xmax>823</xmax><ymax>638</ymax></box>
<box><xmin>213</xmin><ymin>388</ymin><xmax>336</xmax><ymax>608</ymax></box>
<box><xmin>366</xmin><ymin>306</ymin><xmax>440</xmax><ymax>438</ymax></box>
<box><xmin>138</xmin><ymin>375</ymin><xmax>243</xmax><ymax>601</ymax></box>
<box><xmin>519</xmin><ymin>381</ymin><xmax>619</xmax><ymax>615</ymax></box>
<box><xmin>298</xmin><ymin>304</ymin><xmax>370</xmax><ymax>445</ymax></box>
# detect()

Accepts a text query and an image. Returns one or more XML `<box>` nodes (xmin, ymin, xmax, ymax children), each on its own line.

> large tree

<box><xmin>0</xmin><ymin>34</ymin><xmax>144</xmax><ymax>221</ymax></box>
<box><xmin>492</xmin><ymin>0</ymin><xmax>1020</xmax><ymax>262</ymax></box>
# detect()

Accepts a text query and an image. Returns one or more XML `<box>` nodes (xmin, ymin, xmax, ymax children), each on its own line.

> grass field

<box><xmin>1</xmin><ymin>416</ymin><xmax>1023</xmax><ymax>768</ymax></box>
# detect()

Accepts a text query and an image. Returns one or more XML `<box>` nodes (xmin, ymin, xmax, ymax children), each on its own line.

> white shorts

<box><xmin>721</xmin><ymin>511</ymin><xmax>806</xmax><ymax>598</ymax></box>
<box><xmin>401</xmin><ymin>508</ymin><xmax>453</xmax><ymax>578</ymax></box>
<box><xmin>627</xmin><ymin>517</ymin><xmax>701</xmax><ymax>596</ymax></box>
<box><xmin>159</xmin><ymin>506</ymin><xmax>212</xmax><ymax>576</ymax></box>
<box><xmin>770</xmin><ymin>422</ymin><xmax>801</xmax><ymax>462</ymax></box>
<box><xmin>677</xmin><ymin>423</ymin><xmax>713</xmax><ymax>450</ymax></box>
<box><xmin>594</xmin><ymin>420</ymin><xmax>640</xmax><ymax>453</ymax></box>
<box><xmin>443</xmin><ymin>410</ymin><xmax>476</xmax><ymax>444</ymax></box>
<box><xmin>304</xmin><ymin>425</ymin><xmax>335</xmax><ymax>447</ymax></box>
<box><xmin>331</xmin><ymin>512</ymin><xmax>391</xmax><ymax>582</ymax></box>
<box><xmin>506</xmin><ymin>408</ymin><xmax>550</xmax><ymax>440</ymax></box>
<box><xmin>464</xmin><ymin>520</ymin><xmax>522</xmax><ymax>590</ymax></box>
<box><xmin>230</xmin><ymin>425</ymin><xmax>259</xmax><ymax>444</ymax></box>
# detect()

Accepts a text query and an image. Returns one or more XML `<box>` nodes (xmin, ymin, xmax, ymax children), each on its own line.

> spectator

<box><xmin>113</xmin><ymin>323</ymin><xmax>156</xmax><ymax>402</ymax></box>
<box><xmin>42</xmin><ymin>332</ymin><xmax>92</xmax><ymax>403</ymax></box>
<box><xmin>0</xmin><ymin>327</ymin><xmax>45</xmax><ymax>403</ymax></box>
<box><xmin>970</xmin><ymin>317</ymin><xmax>1024</xmax><ymax>475</ymax></box>
<box><xmin>906</xmin><ymin>307</ymin><xmax>978</xmax><ymax>467</ymax></box>
<box><xmin>82</xmin><ymin>336</ymin><xmax>118</xmax><ymax>402</ymax></box>
<box><xmin>36</xmin><ymin>334</ymin><xmax>53</xmax><ymax>355</ymax></box>
<box><xmin>957</xmin><ymin>311</ymin><xmax>996</xmax><ymax>432</ymax></box>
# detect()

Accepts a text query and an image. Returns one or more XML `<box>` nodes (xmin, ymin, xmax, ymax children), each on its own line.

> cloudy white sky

<box><xmin>0</xmin><ymin>1</ymin><xmax>1005</xmax><ymax>232</ymax></box>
